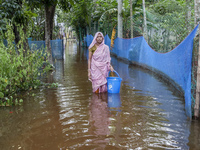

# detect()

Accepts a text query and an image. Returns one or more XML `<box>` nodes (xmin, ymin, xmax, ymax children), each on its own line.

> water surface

<box><xmin>0</xmin><ymin>41</ymin><xmax>199</xmax><ymax>150</ymax></box>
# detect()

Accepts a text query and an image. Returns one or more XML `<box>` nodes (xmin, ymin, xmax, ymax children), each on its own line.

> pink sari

<box><xmin>89</xmin><ymin>32</ymin><xmax>111</xmax><ymax>93</ymax></box>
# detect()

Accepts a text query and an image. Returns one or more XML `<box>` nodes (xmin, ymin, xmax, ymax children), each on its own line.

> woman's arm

<box><xmin>106</xmin><ymin>46</ymin><xmax>114</xmax><ymax>72</ymax></box>
<box><xmin>88</xmin><ymin>51</ymin><xmax>92</xmax><ymax>80</ymax></box>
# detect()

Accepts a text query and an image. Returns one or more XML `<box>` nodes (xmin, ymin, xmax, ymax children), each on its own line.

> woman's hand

<box><xmin>110</xmin><ymin>65</ymin><xmax>114</xmax><ymax>72</ymax></box>
<box><xmin>88</xmin><ymin>70</ymin><xmax>91</xmax><ymax>80</ymax></box>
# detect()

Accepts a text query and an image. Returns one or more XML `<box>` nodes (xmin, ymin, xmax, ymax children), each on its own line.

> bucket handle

<box><xmin>108</xmin><ymin>70</ymin><xmax>121</xmax><ymax>78</ymax></box>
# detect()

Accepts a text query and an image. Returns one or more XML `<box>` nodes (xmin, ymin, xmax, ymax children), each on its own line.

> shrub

<box><xmin>0</xmin><ymin>23</ymin><xmax>52</xmax><ymax>106</ymax></box>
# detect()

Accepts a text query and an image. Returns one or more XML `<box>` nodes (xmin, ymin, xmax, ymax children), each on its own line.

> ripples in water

<box><xmin>0</xmin><ymin>43</ymin><xmax>193</xmax><ymax>150</ymax></box>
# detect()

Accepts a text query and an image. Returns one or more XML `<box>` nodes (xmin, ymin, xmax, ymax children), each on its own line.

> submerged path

<box><xmin>0</xmin><ymin>41</ymin><xmax>199</xmax><ymax>150</ymax></box>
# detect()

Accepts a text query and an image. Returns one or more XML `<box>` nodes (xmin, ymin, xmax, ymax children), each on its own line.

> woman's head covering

<box><xmin>88</xmin><ymin>32</ymin><xmax>104</xmax><ymax>49</ymax></box>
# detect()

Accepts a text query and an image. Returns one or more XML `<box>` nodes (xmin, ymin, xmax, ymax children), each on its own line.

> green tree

<box><xmin>26</xmin><ymin>0</ymin><xmax>74</xmax><ymax>63</ymax></box>
<box><xmin>147</xmin><ymin>0</ymin><xmax>191</xmax><ymax>51</ymax></box>
<box><xmin>95</xmin><ymin>0</ymin><xmax>118</xmax><ymax>36</ymax></box>
<box><xmin>30</xmin><ymin>8</ymin><xmax>46</xmax><ymax>41</ymax></box>
<box><xmin>0</xmin><ymin>0</ymin><xmax>36</xmax><ymax>53</ymax></box>
<box><xmin>65</xmin><ymin>0</ymin><xmax>93</xmax><ymax>44</ymax></box>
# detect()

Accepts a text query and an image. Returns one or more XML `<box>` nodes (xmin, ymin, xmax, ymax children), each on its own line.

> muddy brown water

<box><xmin>0</xmin><ymin>41</ymin><xmax>200</xmax><ymax>150</ymax></box>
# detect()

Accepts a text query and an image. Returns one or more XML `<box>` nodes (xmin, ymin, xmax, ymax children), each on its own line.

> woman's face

<box><xmin>96</xmin><ymin>33</ymin><xmax>103</xmax><ymax>44</ymax></box>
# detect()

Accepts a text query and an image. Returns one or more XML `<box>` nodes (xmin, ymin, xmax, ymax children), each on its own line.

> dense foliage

<box><xmin>0</xmin><ymin>0</ymin><xmax>37</xmax><ymax>44</ymax></box>
<box><xmin>147</xmin><ymin>0</ymin><xmax>194</xmax><ymax>51</ymax></box>
<box><xmin>1</xmin><ymin>0</ymin><xmax>194</xmax><ymax>51</ymax></box>
<box><xmin>63</xmin><ymin>0</ymin><xmax>194</xmax><ymax>51</ymax></box>
<box><xmin>0</xmin><ymin>24</ymin><xmax>52</xmax><ymax>106</ymax></box>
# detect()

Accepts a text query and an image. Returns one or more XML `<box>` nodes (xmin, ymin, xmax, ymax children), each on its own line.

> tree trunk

<box><xmin>186</xmin><ymin>0</ymin><xmax>191</xmax><ymax>33</ymax></box>
<box><xmin>194</xmin><ymin>29</ymin><xmax>200</xmax><ymax>118</ymax></box>
<box><xmin>130</xmin><ymin>0</ymin><xmax>133</xmax><ymax>38</ymax></box>
<box><xmin>22</xmin><ymin>27</ymin><xmax>29</xmax><ymax>55</ymax></box>
<box><xmin>13</xmin><ymin>0</ymin><xmax>29</xmax><ymax>54</ymax></box>
<box><xmin>44</xmin><ymin>4</ymin><xmax>56</xmax><ymax>64</ymax></box>
<box><xmin>94</xmin><ymin>21</ymin><xmax>97</xmax><ymax>33</ymax></box>
<box><xmin>142</xmin><ymin>0</ymin><xmax>148</xmax><ymax>41</ymax></box>
<box><xmin>118</xmin><ymin>0</ymin><xmax>123</xmax><ymax>38</ymax></box>
<box><xmin>13</xmin><ymin>24</ymin><xmax>29</xmax><ymax>55</ymax></box>
<box><xmin>194</xmin><ymin>0</ymin><xmax>197</xmax><ymax>26</ymax></box>
<box><xmin>13</xmin><ymin>24</ymin><xmax>20</xmax><ymax>45</ymax></box>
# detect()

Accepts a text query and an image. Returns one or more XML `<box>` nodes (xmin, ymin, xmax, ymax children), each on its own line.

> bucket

<box><xmin>108</xmin><ymin>93</ymin><xmax>121</xmax><ymax>108</ymax></box>
<box><xmin>107</xmin><ymin>70</ymin><xmax>122</xmax><ymax>93</ymax></box>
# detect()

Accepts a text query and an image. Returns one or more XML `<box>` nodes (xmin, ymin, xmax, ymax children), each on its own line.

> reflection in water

<box><xmin>188</xmin><ymin>120</ymin><xmax>200</xmax><ymax>149</ymax></box>
<box><xmin>0</xmin><ymin>42</ymin><xmax>200</xmax><ymax>150</ymax></box>
<box><xmin>107</xmin><ymin>93</ymin><xmax>122</xmax><ymax>148</ymax></box>
<box><xmin>89</xmin><ymin>93</ymin><xmax>110</xmax><ymax>136</ymax></box>
<box><xmin>112</xmin><ymin>56</ymin><xmax>190</xmax><ymax>149</ymax></box>
<box><xmin>108</xmin><ymin>93</ymin><xmax>121</xmax><ymax>112</ymax></box>
<box><xmin>89</xmin><ymin>93</ymin><xmax>110</xmax><ymax>149</ymax></box>
<box><xmin>88</xmin><ymin>93</ymin><xmax>123</xmax><ymax>149</ymax></box>
<box><xmin>53</xmin><ymin>60</ymin><xmax>64</xmax><ymax>81</ymax></box>
<box><xmin>0</xmin><ymin>88</ymin><xmax>64</xmax><ymax>150</ymax></box>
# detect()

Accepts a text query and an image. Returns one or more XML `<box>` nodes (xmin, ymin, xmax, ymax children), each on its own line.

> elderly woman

<box><xmin>88</xmin><ymin>32</ymin><xmax>114</xmax><ymax>93</ymax></box>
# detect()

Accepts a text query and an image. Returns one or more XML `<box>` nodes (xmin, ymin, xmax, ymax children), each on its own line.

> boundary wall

<box><xmin>28</xmin><ymin>40</ymin><xmax>64</xmax><ymax>59</ymax></box>
<box><xmin>86</xmin><ymin>25</ymin><xmax>199</xmax><ymax>118</ymax></box>
<box><xmin>3</xmin><ymin>39</ymin><xmax>64</xmax><ymax>60</ymax></box>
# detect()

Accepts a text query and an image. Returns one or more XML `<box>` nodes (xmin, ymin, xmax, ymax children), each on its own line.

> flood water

<box><xmin>0</xmin><ymin>41</ymin><xmax>200</xmax><ymax>150</ymax></box>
